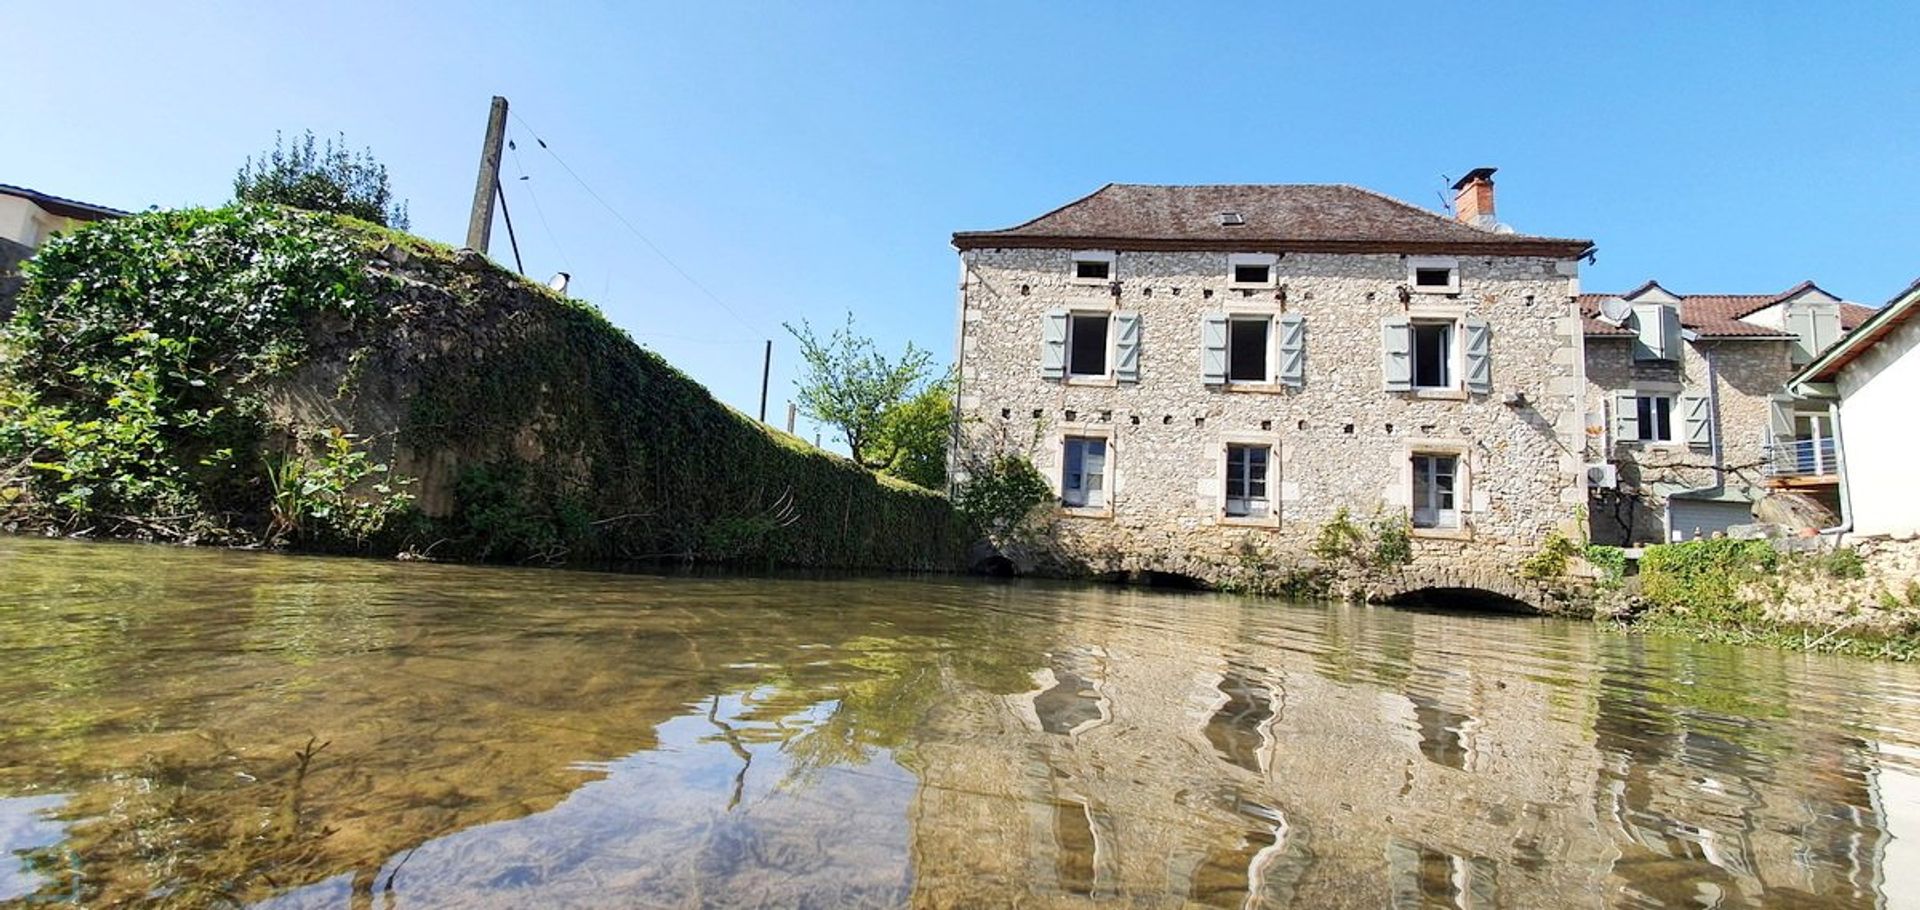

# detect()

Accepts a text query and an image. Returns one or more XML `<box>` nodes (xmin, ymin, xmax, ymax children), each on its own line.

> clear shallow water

<box><xmin>3</xmin><ymin>538</ymin><xmax>1920</xmax><ymax>907</ymax></box>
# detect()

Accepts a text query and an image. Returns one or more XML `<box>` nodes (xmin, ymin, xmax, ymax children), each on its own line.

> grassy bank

<box><xmin>0</xmin><ymin>205</ymin><xmax>964</xmax><ymax>570</ymax></box>
<box><xmin>1607</xmin><ymin>538</ymin><xmax>1920</xmax><ymax>660</ymax></box>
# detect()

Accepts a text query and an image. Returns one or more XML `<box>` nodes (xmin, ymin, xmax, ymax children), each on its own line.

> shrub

<box><xmin>234</xmin><ymin>130</ymin><xmax>409</xmax><ymax>229</ymax></box>
<box><xmin>952</xmin><ymin>455</ymin><xmax>1050</xmax><ymax>543</ymax></box>
<box><xmin>1520</xmin><ymin>532</ymin><xmax>1581</xmax><ymax>580</ymax></box>
<box><xmin>1639</xmin><ymin>539</ymin><xmax>1778</xmax><ymax>624</ymax></box>
<box><xmin>1312</xmin><ymin>507</ymin><xmax>1366</xmax><ymax>564</ymax></box>
<box><xmin>1371</xmin><ymin>512</ymin><xmax>1413</xmax><ymax>567</ymax></box>
<box><xmin>1584</xmin><ymin>544</ymin><xmax>1628</xmax><ymax>589</ymax></box>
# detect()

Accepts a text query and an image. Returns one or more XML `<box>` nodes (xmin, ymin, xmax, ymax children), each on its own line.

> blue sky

<box><xmin>5</xmin><ymin>2</ymin><xmax>1916</xmax><ymax>445</ymax></box>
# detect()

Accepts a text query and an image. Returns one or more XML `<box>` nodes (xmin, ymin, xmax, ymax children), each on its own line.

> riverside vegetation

<box><xmin>0</xmin><ymin>204</ymin><xmax>961</xmax><ymax>569</ymax></box>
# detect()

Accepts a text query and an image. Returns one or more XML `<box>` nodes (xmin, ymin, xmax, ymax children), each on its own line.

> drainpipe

<box><xmin>1819</xmin><ymin>398</ymin><xmax>1852</xmax><ymax>537</ymax></box>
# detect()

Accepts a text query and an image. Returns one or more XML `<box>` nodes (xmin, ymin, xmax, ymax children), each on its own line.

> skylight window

<box><xmin>1216</xmin><ymin>211</ymin><xmax>1245</xmax><ymax>226</ymax></box>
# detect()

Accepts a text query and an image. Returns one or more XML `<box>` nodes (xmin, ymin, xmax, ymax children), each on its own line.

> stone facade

<box><xmin>1583</xmin><ymin>335</ymin><xmax>1804</xmax><ymax>544</ymax></box>
<box><xmin>954</xmin><ymin>246</ymin><xmax>1588</xmax><ymax>585</ymax></box>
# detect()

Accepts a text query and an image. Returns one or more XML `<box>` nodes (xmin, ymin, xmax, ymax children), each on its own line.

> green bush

<box><xmin>0</xmin><ymin>205</ymin><xmax>393</xmax><ymax>540</ymax></box>
<box><xmin>953</xmin><ymin>455</ymin><xmax>1051</xmax><ymax>543</ymax></box>
<box><xmin>1584</xmin><ymin>544</ymin><xmax>1628</xmax><ymax>589</ymax></box>
<box><xmin>1639</xmin><ymin>539</ymin><xmax>1779</xmax><ymax>624</ymax></box>
<box><xmin>1520</xmin><ymin>532</ymin><xmax>1581</xmax><ymax>580</ymax></box>
<box><xmin>1371</xmin><ymin>512</ymin><xmax>1413</xmax><ymax>567</ymax></box>
<box><xmin>1311</xmin><ymin>507</ymin><xmax>1366</xmax><ymax>564</ymax></box>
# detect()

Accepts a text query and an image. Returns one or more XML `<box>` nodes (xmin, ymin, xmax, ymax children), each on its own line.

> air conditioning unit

<box><xmin>1586</xmin><ymin>463</ymin><xmax>1618</xmax><ymax>489</ymax></box>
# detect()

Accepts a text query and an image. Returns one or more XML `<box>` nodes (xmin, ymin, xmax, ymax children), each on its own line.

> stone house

<box><xmin>1577</xmin><ymin>280</ymin><xmax>1875</xmax><ymax>544</ymax></box>
<box><xmin>1787</xmin><ymin>277</ymin><xmax>1920</xmax><ymax>538</ymax></box>
<box><xmin>0</xmin><ymin>182</ymin><xmax>126</xmax><ymax>316</ymax></box>
<box><xmin>950</xmin><ymin>170</ymin><xmax>1593</xmax><ymax>585</ymax></box>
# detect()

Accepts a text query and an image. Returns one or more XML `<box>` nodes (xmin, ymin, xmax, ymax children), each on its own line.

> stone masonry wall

<box><xmin>1584</xmin><ymin>336</ymin><xmax>1800</xmax><ymax>544</ymax></box>
<box><xmin>955</xmin><ymin>248</ymin><xmax>1586</xmax><ymax>586</ymax></box>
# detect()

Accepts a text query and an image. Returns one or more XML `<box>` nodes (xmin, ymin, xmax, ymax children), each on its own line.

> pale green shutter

<box><xmin>1462</xmin><ymin>317</ymin><xmax>1491</xmax><ymax>393</ymax></box>
<box><xmin>1113</xmin><ymin>311</ymin><xmax>1141</xmax><ymax>383</ymax></box>
<box><xmin>1201</xmin><ymin>314</ymin><xmax>1228</xmax><ymax>384</ymax></box>
<box><xmin>1660</xmin><ymin>305</ymin><xmax>1683</xmax><ymax>360</ymax></box>
<box><xmin>1680</xmin><ymin>393</ymin><xmax>1712</xmax><ymax>447</ymax></box>
<box><xmin>1276</xmin><ymin>314</ymin><xmax>1306</xmax><ymax>388</ymax></box>
<box><xmin>1786</xmin><ymin>305</ymin><xmax>1816</xmax><ymax>365</ymax></box>
<box><xmin>1041</xmin><ymin>310</ymin><xmax>1068</xmax><ymax>380</ymax></box>
<box><xmin>1811</xmin><ymin>305</ymin><xmax>1841</xmax><ymax>358</ymax></box>
<box><xmin>1613</xmin><ymin>391</ymin><xmax>1640</xmax><ymax>443</ymax></box>
<box><xmin>1382</xmin><ymin>317</ymin><xmax>1412</xmax><ymax>391</ymax></box>
<box><xmin>1767</xmin><ymin>394</ymin><xmax>1796</xmax><ymax>443</ymax></box>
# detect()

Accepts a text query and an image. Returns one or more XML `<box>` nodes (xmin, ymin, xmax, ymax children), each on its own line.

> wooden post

<box><xmin>466</xmin><ymin>96</ymin><xmax>509</xmax><ymax>252</ymax></box>
<box><xmin>758</xmin><ymin>339</ymin><xmax>772</xmax><ymax>423</ymax></box>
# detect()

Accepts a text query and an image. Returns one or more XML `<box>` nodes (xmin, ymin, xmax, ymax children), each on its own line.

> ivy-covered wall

<box><xmin>0</xmin><ymin>205</ymin><xmax>964</xmax><ymax>570</ymax></box>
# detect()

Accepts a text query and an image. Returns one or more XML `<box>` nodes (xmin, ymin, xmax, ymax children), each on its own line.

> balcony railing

<box><xmin>1763</xmin><ymin>437</ymin><xmax>1838</xmax><ymax>480</ymax></box>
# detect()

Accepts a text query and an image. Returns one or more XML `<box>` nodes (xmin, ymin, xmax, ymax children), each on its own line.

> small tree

<box><xmin>872</xmin><ymin>373</ymin><xmax>954</xmax><ymax>489</ymax></box>
<box><xmin>786</xmin><ymin>314</ymin><xmax>932</xmax><ymax>470</ymax></box>
<box><xmin>234</xmin><ymin>130</ymin><xmax>410</xmax><ymax>229</ymax></box>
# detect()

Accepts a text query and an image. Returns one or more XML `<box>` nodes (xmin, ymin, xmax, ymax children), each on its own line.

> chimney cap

<box><xmin>1451</xmin><ymin>167</ymin><xmax>1498</xmax><ymax>190</ymax></box>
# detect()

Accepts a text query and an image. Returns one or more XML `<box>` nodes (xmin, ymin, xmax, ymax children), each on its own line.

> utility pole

<box><xmin>785</xmin><ymin>402</ymin><xmax>797</xmax><ymax>434</ymax></box>
<box><xmin>466</xmin><ymin>96</ymin><xmax>509</xmax><ymax>252</ymax></box>
<box><xmin>758</xmin><ymin>340</ymin><xmax>772</xmax><ymax>423</ymax></box>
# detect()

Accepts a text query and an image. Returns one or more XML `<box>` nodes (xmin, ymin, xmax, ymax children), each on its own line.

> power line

<box><xmin>508</xmin><ymin>110</ymin><xmax>762</xmax><ymax>333</ymax></box>
<box><xmin>507</xmin><ymin>135</ymin><xmax>572</xmax><ymax>275</ymax></box>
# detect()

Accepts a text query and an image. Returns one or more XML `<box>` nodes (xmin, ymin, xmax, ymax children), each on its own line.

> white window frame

<box><xmin>1056</xmin><ymin>427</ymin><xmax>1115</xmax><ymax>518</ymax></box>
<box><xmin>1224</xmin><ymin>313</ymin><xmax>1277</xmax><ymax>387</ymax></box>
<box><xmin>1407</xmin><ymin>256</ymin><xmax>1460</xmax><ymax>294</ymax></box>
<box><xmin>1403</xmin><ymin>439</ymin><xmax>1471</xmax><ymax>539</ymax></box>
<box><xmin>1409</xmin><ymin>318</ymin><xmax>1460</xmax><ymax>392</ymax></box>
<box><xmin>1227</xmin><ymin>252</ymin><xmax>1279</xmax><ymax>289</ymax></box>
<box><xmin>1632</xmin><ymin>393</ymin><xmax>1675</xmax><ymax>443</ymax></box>
<box><xmin>1064</xmin><ymin>311</ymin><xmax>1114</xmax><ymax>382</ymax></box>
<box><xmin>1218</xmin><ymin>434</ymin><xmax>1281</xmax><ymax>527</ymax></box>
<box><xmin>1070</xmin><ymin>250</ymin><xmax>1116</xmax><ymax>286</ymax></box>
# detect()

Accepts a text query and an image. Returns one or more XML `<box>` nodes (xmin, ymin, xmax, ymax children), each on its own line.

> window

<box><xmin>1227</xmin><ymin>253</ymin><xmax>1278</xmax><ymax>288</ymax></box>
<box><xmin>1411</xmin><ymin>322</ymin><xmax>1453</xmax><ymax>389</ymax></box>
<box><xmin>1067</xmin><ymin>314</ymin><xmax>1109</xmax><ymax>377</ymax></box>
<box><xmin>1227</xmin><ymin>317</ymin><xmax>1270</xmax><ymax>383</ymax></box>
<box><xmin>1411</xmin><ymin>454</ymin><xmax>1460</xmax><ymax>530</ymax></box>
<box><xmin>1062</xmin><ymin>437</ymin><xmax>1108</xmax><ymax>509</ymax></box>
<box><xmin>1070</xmin><ymin>250</ymin><xmax>1115</xmax><ymax>285</ymax></box>
<box><xmin>1225</xmin><ymin>444</ymin><xmax>1271</xmax><ymax>518</ymax></box>
<box><xmin>1407</xmin><ymin>257</ymin><xmax>1460</xmax><ymax>294</ymax></box>
<box><xmin>1633</xmin><ymin>395</ymin><xmax>1674</xmax><ymax>442</ymax></box>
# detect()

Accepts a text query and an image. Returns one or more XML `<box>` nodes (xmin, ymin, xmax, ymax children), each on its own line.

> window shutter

<box><xmin>1767</xmin><ymin>394</ymin><xmax>1796</xmax><ymax>442</ymax></box>
<box><xmin>1381</xmin><ymin>317</ymin><xmax>1412</xmax><ymax>391</ymax></box>
<box><xmin>1276</xmin><ymin>313</ymin><xmax>1306</xmax><ymax>388</ymax></box>
<box><xmin>1811</xmin><ymin>304</ymin><xmax>1841</xmax><ymax>358</ymax></box>
<box><xmin>1681</xmin><ymin>393</ymin><xmax>1712</xmax><ymax>447</ymax></box>
<box><xmin>1786</xmin><ymin>305</ymin><xmax>1816</xmax><ymax>365</ymax></box>
<box><xmin>1632</xmin><ymin>303</ymin><xmax>1679</xmax><ymax>362</ymax></box>
<box><xmin>1462</xmin><ymin>317</ymin><xmax>1492</xmax><ymax>393</ymax></box>
<box><xmin>1201</xmin><ymin>314</ymin><xmax>1228</xmax><ymax>385</ymax></box>
<box><xmin>1613</xmin><ymin>391</ymin><xmax>1639</xmax><ymax>443</ymax></box>
<box><xmin>1112</xmin><ymin>311</ymin><xmax>1141</xmax><ymax>383</ymax></box>
<box><xmin>1041</xmin><ymin>310</ymin><xmax>1068</xmax><ymax>380</ymax></box>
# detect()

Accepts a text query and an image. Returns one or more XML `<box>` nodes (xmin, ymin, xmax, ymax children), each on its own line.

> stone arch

<box><xmin>1365</xmin><ymin>567</ymin><xmax>1571</xmax><ymax>616</ymax></box>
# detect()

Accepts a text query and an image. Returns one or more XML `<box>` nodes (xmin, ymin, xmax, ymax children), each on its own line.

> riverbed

<box><xmin>2</xmin><ymin>536</ymin><xmax>1918</xmax><ymax>908</ymax></box>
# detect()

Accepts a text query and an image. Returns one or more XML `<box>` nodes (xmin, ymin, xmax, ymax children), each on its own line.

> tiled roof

<box><xmin>1580</xmin><ymin>282</ymin><xmax>1877</xmax><ymax>339</ymax></box>
<box><xmin>0</xmin><ymin>183</ymin><xmax>128</xmax><ymax>222</ymax></box>
<box><xmin>953</xmin><ymin>183</ymin><xmax>1593</xmax><ymax>257</ymax></box>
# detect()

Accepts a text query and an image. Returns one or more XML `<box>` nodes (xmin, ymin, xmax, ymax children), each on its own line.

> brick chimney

<box><xmin>1451</xmin><ymin>167</ymin><xmax>1497</xmax><ymax>228</ymax></box>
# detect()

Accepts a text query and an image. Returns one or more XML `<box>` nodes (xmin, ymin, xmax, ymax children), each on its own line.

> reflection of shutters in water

<box><xmin>1205</xmin><ymin>668</ymin><xmax>1277</xmax><ymax>772</ymax></box>
<box><xmin>1410</xmin><ymin>694</ymin><xmax>1472</xmax><ymax>770</ymax></box>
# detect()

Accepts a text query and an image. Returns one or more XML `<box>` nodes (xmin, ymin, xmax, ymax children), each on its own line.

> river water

<box><xmin>3</xmin><ymin>537</ymin><xmax>1920</xmax><ymax>908</ymax></box>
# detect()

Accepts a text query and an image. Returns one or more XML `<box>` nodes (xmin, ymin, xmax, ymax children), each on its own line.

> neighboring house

<box><xmin>950</xmin><ymin>169</ymin><xmax>1594</xmax><ymax>582</ymax></box>
<box><xmin>1577</xmin><ymin>281</ymin><xmax>1876</xmax><ymax>544</ymax></box>
<box><xmin>1786</xmin><ymin>278</ymin><xmax>1920</xmax><ymax>538</ymax></box>
<box><xmin>0</xmin><ymin>183</ymin><xmax>128</xmax><ymax>314</ymax></box>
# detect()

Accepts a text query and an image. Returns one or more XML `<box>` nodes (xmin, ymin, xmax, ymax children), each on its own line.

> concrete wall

<box><xmin>1583</xmin><ymin>336</ymin><xmax>1799</xmax><ymax>544</ymax></box>
<box><xmin>1838</xmin><ymin>315</ymin><xmax>1920</xmax><ymax>537</ymax></box>
<box><xmin>954</xmin><ymin>247</ymin><xmax>1586</xmax><ymax>583</ymax></box>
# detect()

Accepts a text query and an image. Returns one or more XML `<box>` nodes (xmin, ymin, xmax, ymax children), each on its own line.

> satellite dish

<box><xmin>1598</xmin><ymin>296</ymin><xmax>1632</xmax><ymax>326</ymax></box>
<box><xmin>1491</xmin><ymin>222</ymin><xmax>1516</xmax><ymax>234</ymax></box>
